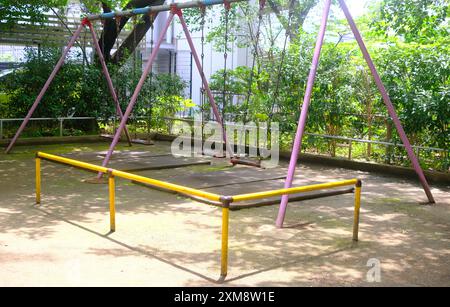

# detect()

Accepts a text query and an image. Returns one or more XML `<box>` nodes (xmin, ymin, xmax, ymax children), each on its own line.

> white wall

<box><xmin>174</xmin><ymin>20</ymin><xmax>251</xmax><ymax>107</ymax></box>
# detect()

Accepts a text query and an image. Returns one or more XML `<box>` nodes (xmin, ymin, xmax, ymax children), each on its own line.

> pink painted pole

<box><xmin>338</xmin><ymin>0</ymin><xmax>435</xmax><ymax>203</ymax></box>
<box><xmin>98</xmin><ymin>12</ymin><xmax>175</xmax><ymax>177</ymax></box>
<box><xmin>86</xmin><ymin>20</ymin><xmax>132</xmax><ymax>146</ymax></box>
<box><xmin>5</xmin><ymin>23</ymin><xmax>85</xmax><ymax>154</ymax></box>
<box><xmin>276</xmin><ymin>0</ymin><xmax>332</xmax><ymax>228</ymax></box>
<box><xmin>177</xmin><ymin>10</ymin><xmax>233</xmax><ymax>157</ymax></box>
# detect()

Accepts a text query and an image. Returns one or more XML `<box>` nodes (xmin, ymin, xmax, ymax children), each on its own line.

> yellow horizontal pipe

<box><xmin>36</xmin><ymin>152</ymin><xmax>221</xmax><ymax>202</ymax></box>
<box><xmin>231</xmin><ymin>179</ymin><xmax>359</xmax><ymax>203</ymax></box>
<box><xmin>37</xmin><ymin>152</ymin><xmax>108</xmax><ymax>173</ymax></box>
<box><xmin>37</xmin><ymin>152</ymin><xmax>357</xmax><ymax>204</ymax></box>
<box><xmin>111</xmin><ymin>169</ymin><xmax>221</xmax><ymax>202</ymax></box>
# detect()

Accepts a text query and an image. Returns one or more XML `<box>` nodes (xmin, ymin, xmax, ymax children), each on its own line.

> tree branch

<box><xmin>50</xmin><ymin>7</ymin><xmax>89</xmax><ymax>64</ymax></box>
<box><xmin>99</xmin><ymin>0</ymin><xmax>164</xmax><ymax>65</ymax></box>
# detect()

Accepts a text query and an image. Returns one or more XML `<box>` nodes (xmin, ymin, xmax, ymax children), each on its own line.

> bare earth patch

<box><xmin>0</xmin><ymin>141</ymin><xmax>449</xmax><ymax>286</ymax></box>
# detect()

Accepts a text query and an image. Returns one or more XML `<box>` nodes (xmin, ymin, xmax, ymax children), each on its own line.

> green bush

<box><xmin>1</xmin><ymin>47</ymin><xmax>193</xmax><ymax>134</ymax></box>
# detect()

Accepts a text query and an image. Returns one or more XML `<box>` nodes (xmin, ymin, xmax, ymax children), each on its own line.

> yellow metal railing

<box><xmin>35</xmin><ymin>151</ymin><xmax>362</xmax><ymax>281</ymax></box>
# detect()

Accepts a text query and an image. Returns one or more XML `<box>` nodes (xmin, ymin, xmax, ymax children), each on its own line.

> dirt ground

<box><xmin>0</xmin><ymin>141</ymin><xmax>449</xmax><ymax>286</ymax></box>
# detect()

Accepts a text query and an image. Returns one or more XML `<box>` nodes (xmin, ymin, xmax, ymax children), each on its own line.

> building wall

<box><xmin>175</xmin><ymin>30</ymin><xmax>251</xmax><ymax>107</ymax></box>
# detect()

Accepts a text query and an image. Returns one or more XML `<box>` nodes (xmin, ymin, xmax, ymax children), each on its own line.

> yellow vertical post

<box><xmin>353</xmin><ymin>180</ymin><xmax>362</xmax><ymax>241</ymax></box>
<box><xmin>220</xmin><ymin>207</ymin><xmax>230</xmax><ymax>280</ymax></box>
<box><xmin>108</xmin><ymin>173</ymin><xmax>116</xmax><ymax>232</ymax></box>
<box><xmin>35</xmin><ymin>157</ymin><xmax>41</xmax><ymax>204</ymax></box>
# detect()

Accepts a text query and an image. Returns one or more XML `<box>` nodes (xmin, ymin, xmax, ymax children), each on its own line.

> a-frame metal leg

<box><xmin>87</xmin><ymin>20</ymin><xmax>133</xmax><ymax>147</ymax></box>
<box><xmin>98</xmin><ymin>12</ymin><xmax>176</xmax><ymax>176</ymax></box>
<box><xmin>5</xmin><ymin>23</ymin><xmax>85</xmax><ymax>154</ymax></box>
<box><xmin>276</xmin><ymin>0</ymin><xmax>434</xmax><ymax>228</ymax></box>
<box><xmin>276</xmin><ymin>0</ymin><xmax>333</xmax><ymax>228</ymax></box>
<box><xmin>338</xmin><ymin>0</ymin><xmax>434</xmax><ymax>203</ymax></box>
<box><xmin>177</xmin><ymin>9</ymin><xmax>234</xmax><ymax>157</ymax></box>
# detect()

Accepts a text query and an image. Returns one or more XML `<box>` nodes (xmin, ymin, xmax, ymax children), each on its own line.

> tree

<box><xmin>0</xmin><ymin>0</ymin><xmax>68</xmax><ymax>27</ymax></box>
<box><xmin>372</xmin><ymin>0</ymin><xmax>449</xmax><ymax>43</ymax></box>
<box><xmin>0</xmin><ymin>0</ymin><xmax>163</xmax><ymax>65</ymax></box>
<box><xmin>95</xmin><ymin>0</ymin><xmax>165</xmax><ymax>64</ymax></box>
<box><xmin>266</xmin><ymin>0</ymin><xmax>319</xmax><ymax>41</ymax></box>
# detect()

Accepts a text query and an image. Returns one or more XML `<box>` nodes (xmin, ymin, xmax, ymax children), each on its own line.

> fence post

<box><xmin>59</xmin><ymin>118</ymin><xmax>63</xmax><ymax>137</ymax></box>
<box><xmin>385</xmin><ymin>119</ymin><xmax>393</xmax><ymax>164</ymax></box>
<box><xmin>348</xmin><ymin>140</ymin><xmax>352</xmax><ymax>160</ymax></box>
<box><xmin>0</xmin><ymin>119</ymin><xmax>3</xmax><ymax>139</ymax></box>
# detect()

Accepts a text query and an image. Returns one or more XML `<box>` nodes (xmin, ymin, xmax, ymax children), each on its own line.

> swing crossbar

<box><xmin>86</xmin><ymin>0</ymin><xmax>246</xmax><ymax>21</ymax></box>
<box><xmin>35</xmin><ymin>151</ymin><xmax>362</xmax><ymax>281</ymax></box>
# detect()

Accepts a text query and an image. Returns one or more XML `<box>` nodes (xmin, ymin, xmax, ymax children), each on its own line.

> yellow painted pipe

<box><xmin>36</xmin><ymin>151</ymin><xmax>363</xmax><ymax>279</ymax></box>
<box><xmin>109</xmin><ymin>174</ymin><xmax>116</xmax><ymax>232</ymax></box>
<box><xmin>353</xmin><ymin>184</ymin><xmax>362</xmax><ymax>241</ymax></box>
<box><xmin>111</xmin><ymin>169</ymin><xmax>222</xmax><ymax>202</ymax></box>
<box><xmin>37</xmin><ymin>152</ymin><xmax>108</xmax><ymax>173</ymax></box>
<box><xmin>35</xmin><ymin>157</ymin><xmax>41</xmax><ymax>204</ymax></box>
<box><xmin>220</xmin><ymin>207</ymin><xmax>229</xmax><ymax>279</ymax></box>
<box><xmin>36</xmin><ymin>152</ymin><xmax>221</xmax><ymax>202</ymax></box>
<box><xmin>231</xmin><ymin>179</ymin><xmax>359</xmax><ymax>202</ymax></box>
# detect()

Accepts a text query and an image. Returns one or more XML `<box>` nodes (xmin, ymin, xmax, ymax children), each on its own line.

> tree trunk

<box><xmin>98</xmin><ymin>0</ymin><xmax>165</xmax><ymax>65</ymax></box>
<box><xmin>111</xmin><ymin>13</ymin><xmax>157</xmax><ymax>64</ymax></box>
<box><xmin>266</xmin><ymin>0</ymin><xmax>319</xmax><ymax>41</ymax></box>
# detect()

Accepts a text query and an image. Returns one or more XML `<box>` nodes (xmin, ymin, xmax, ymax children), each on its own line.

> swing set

<box><xmin>4</xmin><ymin>0</ymin><xmax>437</xmax><ymax>280</ymax></box>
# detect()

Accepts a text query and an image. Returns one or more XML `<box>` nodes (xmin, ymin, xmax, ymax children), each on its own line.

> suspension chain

<box><xmin>269</xmin><ymin>0</ymin><xmax>295</xmax><ymax>120</ymax></box>
<box><xmin>200</xmin><ymin>5</ymin><xmax>206</xmax><ymax>148</ymax></box>
<box><xmin>114</xmin><ymin>16</ymin><xmax>122</xmax><ymax>133</ymax></box>
<box><xmin>243</xmin><ymin>0</ymin><xmax>266</xmax><ymax>123</ymax></box>
<box><xmin>147</xmin><ymin>12</ymin><xmax>156</xmax><ymax>136</ymax></box>
<box><xmin>222</xmin><ymin>1</ymin><xmax>231</xmax><ymax>124</ymax></box>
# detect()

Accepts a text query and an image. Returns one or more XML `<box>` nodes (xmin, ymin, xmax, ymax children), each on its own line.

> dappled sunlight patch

<box><xmin>328</xmin><ymin>265</ymin><xmax>364</xmax><ymax>281</ymax></box>
<box><xmin>420</xmin><ymin>251</ymin><xmax>441</xmax><ymax>261</ymax></box>
<box><xmin>0</xmin><ymin>207</ymin><xmax>18</xmax><ymax>214</ymax></box>
<box><xmin>0</xmin><ymin>160</ymin><xmax>16</xmax><ymax>164</ymax></box>
<box><xmin>315</xmin><ymin>227</ymin><xmax>351</xmax><ymax>236</ymax></box>
<box><xmin>365</xmin><ymin>213</ymin><xmax>406</xmax><ymax>222</ymax></box>
<box><xmin>248</xmin><ymin>224</ymin><xmax>299</xmax><ymax>240</ymax></box>
<box><xmin>379</xmin><ymin>259</ymin><xmax>413</xmax><ymax>274</ymax></box>
<box><xmin>377</xmin><ymin>232</ymin><xmax>410</xmax><ymax>247</ymax></box>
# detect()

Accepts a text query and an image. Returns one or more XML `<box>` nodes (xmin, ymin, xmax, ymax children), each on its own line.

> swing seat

<box><xmin>230</xmin><ymin>157</ymin><xmax>263</xmax><ymax>168</ymax></box>
<box><xmin>100</xmin><ymin>134</ymin><xmax>154</xmax><ymax>145</ymax></box>
<box><xmin>129</xmin><ymin>138</ymin><xmax>154</xmax><ymax>145</ymax></box>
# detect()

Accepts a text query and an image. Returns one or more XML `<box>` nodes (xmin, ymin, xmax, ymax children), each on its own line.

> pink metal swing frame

<box><xmin>5</xmin><ymin>0</ymin><xmax>435</xmax><ymax>228</ymax></box>
<box><xmin>276</xmin><ymin>0</ymin><xmax>435</xmax><ymax>228</ymax></box>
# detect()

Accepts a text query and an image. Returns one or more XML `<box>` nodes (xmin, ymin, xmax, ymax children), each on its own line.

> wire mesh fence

<box><xmin>1</xmin><ymin>115</ymin><xmax>448</xmax><ymax>173</ymax></box>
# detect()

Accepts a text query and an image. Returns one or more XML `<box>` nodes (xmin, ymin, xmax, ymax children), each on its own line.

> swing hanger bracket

<box><xmin>224</xmin><ymin>0</ymin><xmax>231</xmax><ymax>11</ymax></box>
<box><xmin>259</xmin><ymin>0</ymin><xmax>266</xmax><ymax>10</ymax></box>
<box><xmin>148</xmin><ymin>10</ymin><xmax>157</xmax><ymax>21</ymax></box>
<box><xmin>81</xmin><ymin>17</ymin><xmax>91</xmax><ymax>27</ymax></box>
<box><xmin>199</xmin><ymin>3</ymin><xmax>206</xmax><ymax>13</ymax></box>
<box><xmin>170</xmin><ymin>3</ymin><xmax>183</xmax><ymax>16</ymax></box>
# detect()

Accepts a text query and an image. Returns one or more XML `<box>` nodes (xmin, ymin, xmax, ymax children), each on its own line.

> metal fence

<box><xmin>1</xmin><ymin>116</ymin><xmax>448</xmax><ymax>172</ymax></box>
<box><xmin>161</xmin><ymin>116</ymin><xmax>449</xmax><ymax>172</ymax></box>
<box><xmin>0</xmin><ymin>117</ymin><xmax>97</xmax><ymax>140</ymax></box>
